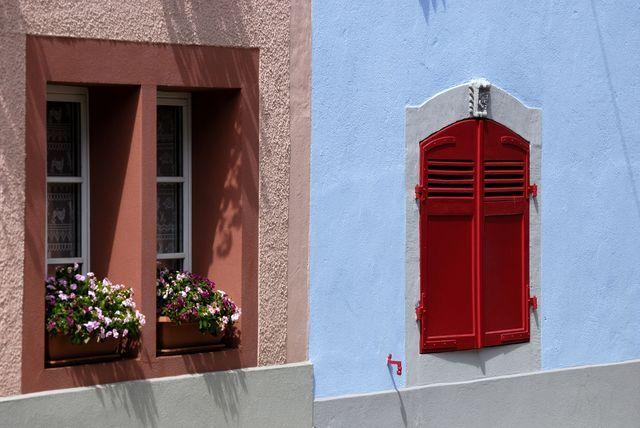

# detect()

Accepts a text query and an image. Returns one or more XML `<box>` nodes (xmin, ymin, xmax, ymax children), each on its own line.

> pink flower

<box><xmin>84</xmin><ymin>320</ymin><xmax>100</xmax><ymax>333</ymax></box>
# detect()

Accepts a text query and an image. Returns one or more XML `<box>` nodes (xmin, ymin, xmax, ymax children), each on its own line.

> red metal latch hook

<box><xmin>387</xmin><ymin>354</ymin><xmax>402</xmax><ymax>376</ymax></box>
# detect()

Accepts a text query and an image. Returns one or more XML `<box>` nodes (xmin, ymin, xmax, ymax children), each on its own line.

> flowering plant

<box><xmin>45</xmin><ymin>265</ymin><xmax>146</xmax><ymax>349</ymax></box>
<box><xmin>156</xmin><ymin>267</ymin><xmax>241</xmax><ymax>336</ymax></box>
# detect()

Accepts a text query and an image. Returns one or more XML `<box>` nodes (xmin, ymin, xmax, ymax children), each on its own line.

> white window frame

<box><xmin>156</xmin><ymin>92</ymin><xmax>192</xmax><ymax>271</ymax></box>
<box><xmin>46</xmin><ymin>85</ymin><xmax>90</xmax><ymax>272</ymax></box>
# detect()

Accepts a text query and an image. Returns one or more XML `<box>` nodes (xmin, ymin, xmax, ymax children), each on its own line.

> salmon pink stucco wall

<box><xmin>0</xmin><ymin>0</ymin><xmax>310</xmax><ymax>396</ymax></box>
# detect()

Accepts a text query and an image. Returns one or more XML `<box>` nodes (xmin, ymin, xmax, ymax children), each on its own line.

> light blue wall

<box><xmin>310</xmin><ymin>0</ymin><xmax>640</xmax><ymax>398</ymax></box>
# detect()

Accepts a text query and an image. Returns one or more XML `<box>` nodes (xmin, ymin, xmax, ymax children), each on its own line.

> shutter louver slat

<box><xmin>427</xmin><ymin>160</ymin><xmax>474</xmax><ymax>198</ymax></box>
<box><xmin>483</xmin><ymin>160</ymin><xmax>525</xmax><ymax>198</ymax></box>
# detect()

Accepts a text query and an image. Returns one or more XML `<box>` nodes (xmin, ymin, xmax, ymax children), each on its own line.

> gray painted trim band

<box><xmin>0</xmin><ymin>362</ymin><xmax>313</xmax><ymax>428</ymax></box>
<box><xmin>404</xmin><ymin>81</ymin><xmax>542</xmax><ymax>387</ymax></box>
<box><xmin>314</xmin><ymin>359</ymin><xmax>640</xmax><ymax>427</ymax></box>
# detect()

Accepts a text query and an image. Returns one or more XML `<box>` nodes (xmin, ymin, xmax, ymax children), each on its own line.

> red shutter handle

<box><xmin>529</xmin><ymin>296</ymin><xmax>538</xmax><ymax>311</ymax></box>
<box><xmin>387</xmin><ymin>354</ymin><xmax>402</xmax><ymax>376</ymax></box>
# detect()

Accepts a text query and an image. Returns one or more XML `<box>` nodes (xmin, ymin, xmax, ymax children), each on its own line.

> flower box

<box><xmin>45</xmin><ymin>265</ymin><xmax>145</xmax><ymax>367</ymax></box>
<box><xmin>46</xmin><ymin>334</ymin><xmax>123</xmax><ymax>366</ymax></box>
<box><xmin>157</xmin><ymin>316</ymin><xmax>225</xmax><ymax>355</ymax></box>
<box><xmin>156</xmin><ymin>268</ymin><xmax>240</xmax><ymax>355</ymax></box>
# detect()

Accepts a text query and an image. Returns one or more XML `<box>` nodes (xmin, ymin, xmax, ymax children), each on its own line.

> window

<box><xmin>25</xmin><ymin>36</ymin><xmax>259</xmax><ymax>393</ymax></box>
<box><xmin>46</xmin><ymin>86</ymin><xmax>89</xmax><ymax>274</ymax></box>
<box><xmin>156</xmin><ymin>92</ymin><xmax>191</xmax><ymax>271</ymax></box>
<box><xmin>416</xmin><ymin>118</ymin><xmax>532</xmax><ymax>353</ymax></box>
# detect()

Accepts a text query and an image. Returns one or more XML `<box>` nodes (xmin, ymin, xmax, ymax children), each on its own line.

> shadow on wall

<box><xmin>589</xmin><ymin>0</ymin><xmax>640</xmax><ymax>221</ymax></box>
<box><xmin>67</xmin><ymin>351</ymin><xmax>247</xmax><ymax>426</ymax></box>
<box><xmin>158</xmin><ymin>0</ymin><xmax>260</xmax><ymax>271</ymax></box>
<box><xmin>75</xmin><ymin>363</ymin><xmax>248</xmax><ymax>427</ymax></box>
<box><xmin>419</xmin><ymin>0</ymin><xmax>447</xmax><ymax>24</ymax></box>
<box><xmin>72</xmin><ymin>363</ymin><xmax>157</xmax><ymax>427</ymax></box>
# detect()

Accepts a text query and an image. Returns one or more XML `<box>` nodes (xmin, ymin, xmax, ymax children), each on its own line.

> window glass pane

<box><xmin>157</xmin><ymin>105</ymin><xmax>183</xmax><ymax>177</ymax></box>
<box><xmin>47</xmin><ymin>101</ymin><xmax>81</xmax><ymax>177</ymax></box>
<box><xmin>47</xmin><ymin>183</ymin><xmax>81</xmax><ymax>259</ymax></box>
<box><xmin>157</xmin><ymin>259</ymin><xmax>184</xmax><ymax>272</ymax></box>
<box><xmin>157</xmin><ymin>183</ymin><xmax>183</xmax><ymax>254</ymax></box>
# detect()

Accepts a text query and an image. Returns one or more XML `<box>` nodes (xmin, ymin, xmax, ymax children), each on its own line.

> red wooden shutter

<box><xmin>418</xmin><ymin>119</ymin><xmax>478</xmax><ymax>352</ymax></box>
<box><xmin>480</xmin><ymin>120</ymin><xmax>530</xmax><ymax>346</ymax></box>
<box><xmin>418</xmin><ymin>119</ymin><xmax>530</xmax><ymax>353</ymax></box>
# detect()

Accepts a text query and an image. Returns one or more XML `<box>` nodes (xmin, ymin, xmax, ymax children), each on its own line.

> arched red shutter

<box><xmin>481</xmin><ymin>120</ymin><xmax>530</xmax><ymax>346</ymax></box>
<box><xmin>418</xmin><ymin>119</ymin><xmax>478</xmax><ymax>352</ymax></box>
<box><xmin>418</xmin><ymin>119</ymin><xmax>531</xmax><ymax>353</ymax></box>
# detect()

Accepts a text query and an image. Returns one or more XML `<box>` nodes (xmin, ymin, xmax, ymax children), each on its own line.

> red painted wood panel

<box><xmin>419</xmin><ymin>119</ymin><xmax>478</xmax><ymax>352</ymax></box>
<box><xmin>418</xmin><ymin>119</ymin><xmax>530</xmax><ymax>353</ymax></box>
<box><xmin>481</xmin><ymin>120</ymin><xmax>530</xmax><ymax>346</ymax></box>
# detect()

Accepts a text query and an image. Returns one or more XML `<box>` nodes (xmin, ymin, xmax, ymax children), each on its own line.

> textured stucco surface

<box><xmin>314</xmin><ymin>359</ymin><xmax>640</xmax><ymax>427</ymax></box>
<box><xmin>0</xmin><ymin>0</ymin><xmax>308</xmax><ymax>395</ymax></box>
<box><xmin>0</xmin><ymin>29</ymin><xmax>26</xmax><ymax>396</ymax></box>
<box><xmin>287</xmin><ymin>0</ymin><xmax>311</xmax><ymax>363</ymax></box>
<box><xmin>311</xmin><ymin>0</ymin><xmax>640</xmax><ymax>398</ymax></box>
<box><xmin>0</xmin><ymin>362</ymin><xmax>313</xmax><ymax>428</ymax></box>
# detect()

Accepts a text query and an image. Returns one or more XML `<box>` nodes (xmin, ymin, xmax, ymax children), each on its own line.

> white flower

<box><xmin>136</xmin><ymin>311</ymin><xmax>146</xmax><ymax>326</ymax></box>
<box><xmin>184</xmin><ymin>286</ymin><xmax>191</xmax><ymax>293</ymax></box>
<box><xmin>231</xmin><ymin>313</ymin><xmax>240</xmax><ymax>322</ymax></box>
<box><xmin>112</xmin><ymin>330</ymin><xmax>119</xmax><ymax>339</ymax></box>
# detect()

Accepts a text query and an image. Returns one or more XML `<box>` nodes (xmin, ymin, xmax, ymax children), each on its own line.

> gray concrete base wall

<box><xmin>0</xmin><ymin>362</ymin><xmax>313</xmax><ymax>428</ymax></box>
<box><xmin>314</xmin><ymin>359</ymin><xmax>640</xmax><ymax>428</ymax></box>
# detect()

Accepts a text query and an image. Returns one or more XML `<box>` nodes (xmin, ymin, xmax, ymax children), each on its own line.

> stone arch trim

<box><xmin>404</xmin><ymin>80</ymin><xmax>542</xmax><ymax>387</ymax></box>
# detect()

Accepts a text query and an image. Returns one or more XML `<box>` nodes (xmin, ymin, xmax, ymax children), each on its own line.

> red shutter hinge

<box><xmin>415</xmin><ymin>184</ymin><xmax>426</xmax><ymax>202</ymax></box>
<box><xmin>528</xmin><ymin>183</ymin><xmax>538</xmax><ymax>199</ymax></box>
<box><xmin>415</xmin><ymin>303</ymin><xmax>425</xmax><ymax>321</ymax></box>
<box><xmin>529</xmin><ymin>295</ymin><xmax>538</xmax><ymax>310</ymax></box>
